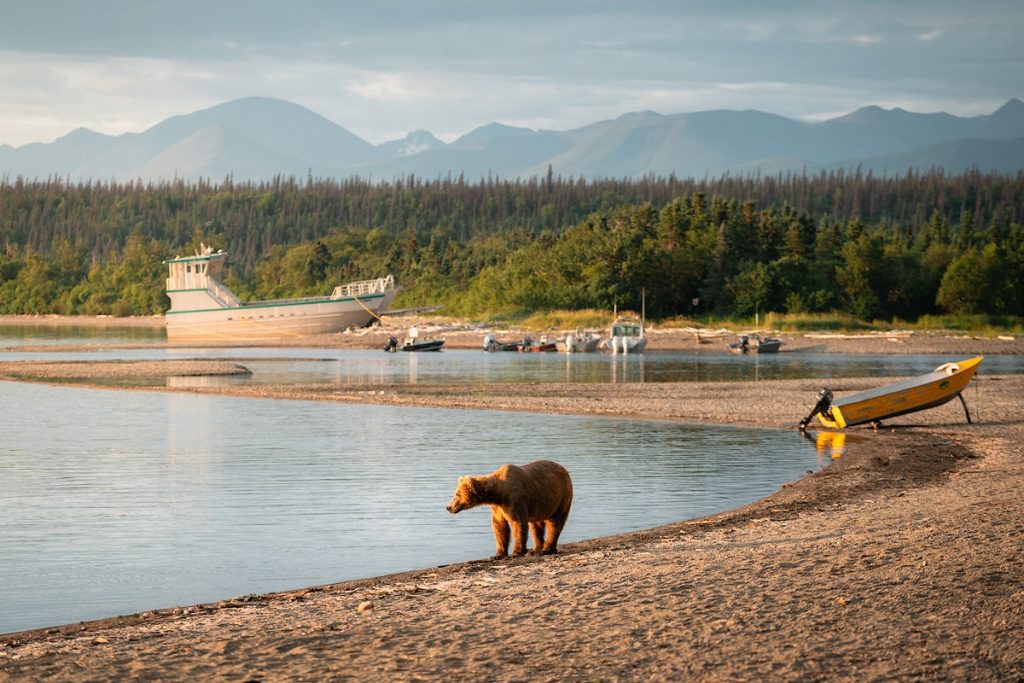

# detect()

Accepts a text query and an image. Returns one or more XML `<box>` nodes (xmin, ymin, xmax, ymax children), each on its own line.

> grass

<box><xmin>893</xmin><ymin>314</ymin><xmax>1024</xmax><ymax>336</ymax></box>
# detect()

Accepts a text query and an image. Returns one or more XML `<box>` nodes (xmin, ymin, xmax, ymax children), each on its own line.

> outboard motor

<box><xmin>384</xmin><ymin>336</ymin><xmax>399</xmax><ymax>352</ymax></box>
<box><xmin>483</xmin><ymin>334</ymin><xmax>495</xmax><ymax>351</ymax></box>
<box><xmin>799</xmin><ymin>388</ymin><xmax>834</xmax><ymax>431</ymax></box>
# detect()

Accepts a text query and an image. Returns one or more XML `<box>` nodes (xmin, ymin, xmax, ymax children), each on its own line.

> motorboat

<box><xmin>520</xmin><ymin>335</ymin><xmax>557</xmax><ymax>352</ymax></box>
<box><xmin>384</xmin><ymin>336</ymin><xmax>445</xmax><ymax>352</ymax></box>
<box><xmin>561</xmin><ymin>327</ymin><xmax>601</xmax><ymax>353</ymax></box>
<box><xmin>483</xmin><ymin>334</ymin><xmax>522</xmax><ymax>352</ymax></box>
<box><xmin>606</xmin><ymin>317</ymin><xmax>646</xmax><ymax>354</ymax></box>
<box><xmin>728</xmin><ymin>334</ymin><xmax>782</xmax><ymax>354</ymax></box>
<box><xmin>384</xmin><ymin>327</ymin><xmax>445</xmax><ymax>352</ymax></box>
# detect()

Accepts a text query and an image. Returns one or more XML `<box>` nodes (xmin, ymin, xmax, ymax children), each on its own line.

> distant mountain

<box><xmin>377</xmin><ymin>130</ymin><xmax>445</xmax><ymax>158</ymax></box>
<box><xmin>0</xmin><ymin>97</ymin><xmax>384</xmax><ymax>181</ymax></box>
<box><xmin>828</xmin><ymin>137</ymin><xmax>1024</xmax><ymax>176</ymax></box>
<box><xmin>2</xmin><ymin>96</ymin><xmax>1022</xmax><ymax>182</ymax></box>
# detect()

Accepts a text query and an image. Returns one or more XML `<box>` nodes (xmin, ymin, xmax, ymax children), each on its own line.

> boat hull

<box><xmin>398</xmin><ymin>340</ymin><xmax>445</xmax><ymax>352</ymax></box>
<box><xmin>165</xmin><ymin>293</ymin><xmax>392</xmax><ymax>343</ymax></box>
<box><xmin>816</xmin><ymin>356</ymin><xmax>983</xmax><ymax>428</ymax></box>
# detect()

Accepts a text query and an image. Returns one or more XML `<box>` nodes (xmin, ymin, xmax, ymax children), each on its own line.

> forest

<box><xmin>0</xmin><ymin>168</ymin><xmax>1022</xmax><ymax>322</ymax></box>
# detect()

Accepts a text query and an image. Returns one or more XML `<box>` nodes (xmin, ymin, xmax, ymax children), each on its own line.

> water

<box><xmin>0</xmin><ymin>323</ymin><xmax>164</xmax><ymax>347</ymax></box>
<box><xmin>1</xmin><ymin>326</ymin><xmax>1015</xmax><ymax>633</ymax></box>
<box><xmin>3</xmin><ymin>346</ymin><xmax>1021</xmax><ymax>386</ymax></box>
<box><xmin>0</xmin><ymin>380</ymin><xmax>820</xmax><ymax>634</ymax></box>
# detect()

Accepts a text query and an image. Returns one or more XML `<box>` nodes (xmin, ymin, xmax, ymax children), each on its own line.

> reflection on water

<box><xmin>183</xmin><ymin>350</ymin><xmax>1020</xmax><ymax>387</ymax></box>
<box><xmin>5</xmin><ymin>346</ymin><xmax>1021</xmax><ymax>387</ymax></box>
<box><xmin>0</xmin><ymin>323</ymin><xmax>165</xmax><ymax>347</ymax></box>
<box><xmin>0</xmin><ymin>380</ymin><xmax>819</xmax><ymax>634</ymax></box>
<box><xmin>809</xmin><ymin>430</ymin><xmax>866</xmax><ymax>460</ymax></box>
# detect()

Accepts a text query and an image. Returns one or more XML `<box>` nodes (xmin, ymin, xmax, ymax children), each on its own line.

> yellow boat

<box><xmin>799</xmin><ymin>356</ymin><xmax>983</xmax><ymax>430</ymax></box>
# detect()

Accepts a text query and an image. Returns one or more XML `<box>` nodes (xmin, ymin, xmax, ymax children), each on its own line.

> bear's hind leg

<box><xmin>528</xmin><ymin>522</ymin><xmax>547</xmax><ymax>556</ymax></box>
<box><xmin>491</xmin><ymin>512</ymin><xmax>510</xmax><ymax>559</ymax></box>
<box><xmin>541</xmin><ymin>512</ymin><xmax>570</xmax><ymax>555</ymax></box>
<box><xmin>509</xmin><ymin>519</ymin><xmax>529</xmax><ymax>557</ymax></box>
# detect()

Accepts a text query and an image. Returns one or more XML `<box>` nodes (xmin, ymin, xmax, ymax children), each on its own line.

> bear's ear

<box><xmin>458</xmin><ymin>475</ymin><xmax>469</xmax><ymax>485</ymax></box>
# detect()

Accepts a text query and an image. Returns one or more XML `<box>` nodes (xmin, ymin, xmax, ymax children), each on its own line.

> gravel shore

<box><xmin>1</xmin><ymin>330</ymin><xmax>1022</xmax><ymax>681</ymax></box>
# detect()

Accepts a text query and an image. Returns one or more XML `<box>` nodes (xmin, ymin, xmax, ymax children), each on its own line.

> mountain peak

<box><xmin>453</xmin><ymin>122</ymin><xmax>536</xmax><ymax>148</ymax></box>
<box><xmin>992</xmin><ymin>98</ymin><xmax>1024</xmax><ymax>116</ymax></box>
<box><xmin>3</xmin><ymin>96</ymin><xmax>1023</xmax><ymax>181</ymax></box>
<box><xmin>377</xmin><ymin>130</ymin><xmax>444</xmax><ymax>158</ymax></box>
<box><xmin>56</xmin><ymin>127</ymin><xmax>107</xmax><ymax>142</ymax></box>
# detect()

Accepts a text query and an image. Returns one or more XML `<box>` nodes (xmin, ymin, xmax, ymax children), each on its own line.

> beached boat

<box><xmin>560</xmin><ymin>327</ymin><xmax>602</xmax><ymax>353</ymax></box>
<box><xmin>606</xmin><ymin>317</ymin><xmax>647</xmax><ymax>354</ymax></box>
<box><xmin>520</xmin><ymin>336</ymin><xmax>557</xmax><ymax>353</ymax></box>
<box><xmin>482</xmin><ymin>335</ymin><xmax>522</xmax><ymax>352</ymax></box>
<box><xmin>163</xmin><ymin>245</ymin><xmax>397</xmax><ymax>343</ymax></box>
<box><xmin>728</xmin><ymin>334</ymin><xmax>783</xmax><ymax>354</ymax></box>
<box><xmin>799</xmin><ymin>356</ymin><xmax>983</xmax><ymax>430</ymax></box>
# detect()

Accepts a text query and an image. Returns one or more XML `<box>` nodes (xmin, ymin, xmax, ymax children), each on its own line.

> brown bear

<box><xmin>446</xmin><ymin>460</ymin><xmax>573</xmax><ymax>559</ymax></box>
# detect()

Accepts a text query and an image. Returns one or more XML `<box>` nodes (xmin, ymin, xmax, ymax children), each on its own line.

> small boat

<box><xmin>384</xmin><ymin>326</ymin><xmax>444</xmax><ymax>352</ymax></box>
<box><xmin>384</xmin><ymin>336</ymin><xmax>445</xmax><ymax>352</ymax></box>
<box><xmin>520</xmin><ymin>335</ymin><xmax>557</xmax><ymax>353</ymax></box>
<box><xmin>606</xmin><ymin>317</ymin><xmax>647</xmax><ymax>354</ymax></box>
<box><xmin>728</xmin><ymin>334</ymin><xmax>782</xmax><ymax>354</ymax></box>
<box><xmin>482</xmin><ymin>334</ymin><xmax>522</xmax><ymax>352</ymax></box>
<box><xmin>561</xmin><ymin>327</ymin><xmax>601</xmax><ymax>353</ymax></box>
<box><xmin>799</xmin><ymin>356</ymin><xmax>983</xmax><ymax>430</ymax></box>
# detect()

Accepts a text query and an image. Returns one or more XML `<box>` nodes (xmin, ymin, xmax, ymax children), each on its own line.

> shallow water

<box><xmin>0</xmin><ymin>323</ymin><xmax>164</xmax><ymax>347</ymax></box>
<box><xmin>3</xmin><ymin>345</ymin><xmax>1021</xmax><ymax>386</ymax></box>
<box><xmin>0</xmin><ymin>380</ymin><xmax>821</xmax><ymax>634</ymax></box>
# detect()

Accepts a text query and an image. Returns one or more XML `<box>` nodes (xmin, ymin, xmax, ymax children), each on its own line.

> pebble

<box><xmin>358</xmin><ymin>601</ymin><xmax>374</xmax><ymax>613</ymax></box>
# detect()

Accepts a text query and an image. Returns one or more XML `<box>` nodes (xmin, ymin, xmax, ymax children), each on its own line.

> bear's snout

<box><xmin>446</xmin><ymin>498</ymin><xmax>462</xmax><ymax>513</ymax></box>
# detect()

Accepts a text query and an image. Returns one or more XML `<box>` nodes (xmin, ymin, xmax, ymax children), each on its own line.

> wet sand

<box><xmin>1</xmin><ymin>329</ymin><xmax>1022</xmax><ymax>681</ymax></box>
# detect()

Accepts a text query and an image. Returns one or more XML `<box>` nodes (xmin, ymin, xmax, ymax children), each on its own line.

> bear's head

<box><xmin>446</xmin><ymin>475</ymin><xmax>486</xmax><ymax>514</ymax></box>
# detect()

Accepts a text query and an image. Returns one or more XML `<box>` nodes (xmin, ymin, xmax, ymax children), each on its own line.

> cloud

<box><xmin>0</xmin><ymin>2</ymin><xmax>1020</xmax><ymax>147</ymax></box>
<box><xmin>347</xmin><ymin>73</ymin><xmax>419</xmax><ymax>102</ymax></box>
<box><xmin>849</xmin><ymin>35</ymin><xmax>883</xmax><ymax>45</ymax></box>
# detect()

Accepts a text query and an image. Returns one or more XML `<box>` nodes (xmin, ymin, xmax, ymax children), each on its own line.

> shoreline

<box><xmin>1</xmin><ymin>349</ymin><xmax>1023</xmax><ymax>679</ymax></box>
<box><xmin>1</xmin><ymin>312</ymin><xmax>1021</xmax><ymax>356</ymax></box>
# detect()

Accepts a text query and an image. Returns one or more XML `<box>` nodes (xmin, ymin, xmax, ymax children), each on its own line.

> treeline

<box><xmin>0</xmin><ymin>169</ymin><xmax>1022</xmax><ymax>319</ymax></box>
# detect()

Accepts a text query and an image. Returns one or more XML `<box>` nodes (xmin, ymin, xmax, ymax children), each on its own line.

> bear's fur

<box><xmin>446</xmin><ymin>460</ymin><xmax>573</xmax><ymax>559</ymax></box>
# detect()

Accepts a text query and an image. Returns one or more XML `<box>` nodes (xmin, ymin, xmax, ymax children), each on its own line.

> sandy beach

<box><xmin>1</xmin><ymin>326</ymin><xmax>1022</xmax><ymax>681</ymax></box>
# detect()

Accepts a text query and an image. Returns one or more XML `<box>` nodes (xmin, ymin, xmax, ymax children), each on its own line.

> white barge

<box><xmin>164</xmin><ymin>245</ymin><xmax>397</xmax><ymax>343</ymax></box>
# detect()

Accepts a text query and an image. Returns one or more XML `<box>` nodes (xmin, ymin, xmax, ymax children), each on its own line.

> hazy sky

<box><xmin>1</xmin><ymin>0</ymin><xmax>1021</xmax><ymax>147</ymax></box>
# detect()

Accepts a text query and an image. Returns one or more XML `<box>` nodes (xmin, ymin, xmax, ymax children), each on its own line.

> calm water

<box><xmin>0</xmin><ymin>323</ymin><xmax>164</xmax><ymax>347</ymax></box>
<box><xmin>2</xmin><ymin>322</ymin><xmax>1021</xmax><ymax>384</ymax></box>
<box><xmin>1</xmin><ymin>325</ymin><xmax>1015</xmax><ymax>634</ymax></box>
<box><xmin>3</xmin><ymin>346</ymin><xmax>1022</xmax><ymax>386</ymax></box>
<box><xmin>0</xmin><ymin>380</ymin><xmax>821</xmax><ymax>634</ymax></box>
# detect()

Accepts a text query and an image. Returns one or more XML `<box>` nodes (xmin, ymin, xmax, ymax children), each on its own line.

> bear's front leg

<box><xmin>491</xmin><ymin>511</ymin><xmax>510</xmax><ymax>559</ymax></box>
<box><xmin>509</xmin><ymin>519</ymin><xmax>529</xmax><ymax>557</ymax></box>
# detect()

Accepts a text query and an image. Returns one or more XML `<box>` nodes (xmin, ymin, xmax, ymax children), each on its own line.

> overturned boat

<box><xmin>164</xmin><ymin>245</ymin><xmax>397</xmax><ymax>343</ymax></box>
<box><xmin>799</xmin><ymin>356</ymin><xmax>983</xmax><ymax>430</ymax></box>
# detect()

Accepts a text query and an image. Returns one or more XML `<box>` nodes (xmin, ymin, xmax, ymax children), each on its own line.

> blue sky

<box><xmin>1</xmin><ymin>0</ymin><xmax>1021</xmax><ymax>146</ymax></box>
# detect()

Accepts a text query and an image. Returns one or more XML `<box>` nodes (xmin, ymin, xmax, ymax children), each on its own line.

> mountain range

<box><xmin>2</xmin><ymin>96</ymin><xmax>1023</xmax><ymax>182</ymax></box>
